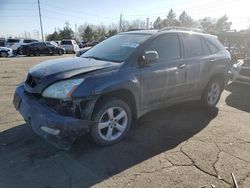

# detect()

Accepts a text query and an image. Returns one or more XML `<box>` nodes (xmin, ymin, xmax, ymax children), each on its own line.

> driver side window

<box><xmin>145</xmin><ymin>34</ymin><xmax>181</xmax><ymax>62</ymax></box>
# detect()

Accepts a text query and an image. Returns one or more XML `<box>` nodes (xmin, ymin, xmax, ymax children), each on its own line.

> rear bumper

<box><xmin>62</xmin><ymin>46</ymin><xmax>75</xmax><ymax>53</ymax></box>
<box><xmin>13</xmin><ymin>84</ymin><xmax>95</xmax><ymax>149</ymax></box>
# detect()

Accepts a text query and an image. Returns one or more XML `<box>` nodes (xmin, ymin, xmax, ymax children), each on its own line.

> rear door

<box><xmin>181</xmin><ymin>33</ymin><xmax>205</xmax><ymax>97</ymax></box>
<box><xmin>139</xmin><ymin>33</ymin><xmax>187</xmax><ymax>110</ymax></box>
<box><xmin>38</xmin><ymin>42</ymin><xmax>49</xmax><ymax>54</ymax></box>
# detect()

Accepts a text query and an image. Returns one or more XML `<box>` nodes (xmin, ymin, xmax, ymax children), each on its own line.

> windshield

<box><xmin>61</xmin><ymin>40</ymin><xmax>72</xmax><ymax>45</ymax></box>
<box><xmin>46</xmin><ymin>41</ymin><xmax>57</xmax><ymax>47</ymax></box>
<box><xmin>81</xmin><ymin>34</ymin><xmax>151</xmax><ymax>62</ymax></box>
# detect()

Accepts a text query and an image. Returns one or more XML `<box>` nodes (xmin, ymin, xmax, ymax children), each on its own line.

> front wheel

<box><xmin>90</xmin><ymin>98</ymin><xmax>132</xmax><ymax>146</ymax></box>
<box><xmin>0</xmin><ymin>51</ymin><xmax>8</xmax><ymax>57</ymax></box>
<box><xmin>58</xmin><ymin>50</ymin><xmax>63</xmax><ymax>55</ymax></box>
<box><xmin>201</xmin><ymin>78</ymin><xmax>223</xmax><ymax>108</ymax></box>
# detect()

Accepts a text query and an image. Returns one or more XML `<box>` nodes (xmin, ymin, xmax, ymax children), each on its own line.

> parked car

<box><xmin>5</xmin><ymin>38</ymin><xmax>38</xmax><ymax>54</ymax></box>
<box><xmin>19</xmin><ymin>42</ymin><xmax>64</xmax><ymax>56</ymax></box>
<box><xmin>0</xmin><ymin>47</ymin><xmax>13</xmax><ymax>57</ymax></box>
<box><xmin>81</xmin><ymin>41</ymin><xmax>99</xmax><ymax>48</ymax></box>
<box><xmin>229</xmin><ymin>59</ymin><xmax>250</xmax><ymax>84</ymax></box>
<box><xmin>0</xmin><ymin>38</ymin><xmax>6</xmax><ymax>47</ymax></box>
<box><xmin>76</xmin><ymin>46</ymin><xmax>92</xmax><ymax>57</ymax></box>
<box><xmin>60</xmin><ymin>39</ymin><xmax>79</xmax><ymax>53</ymax></box>
<box><xmin>13</xmin><ymin>28</ymin><xmax>231</xmax><ymax>149</ymax></box>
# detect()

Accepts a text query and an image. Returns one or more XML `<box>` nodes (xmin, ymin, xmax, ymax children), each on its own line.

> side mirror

<box><xmin>139</xmin><ymin>51</ymin><xmax>159</xmax><ymax>66</ymax></box>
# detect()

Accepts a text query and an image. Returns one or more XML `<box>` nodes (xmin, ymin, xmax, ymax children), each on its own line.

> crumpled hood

<box><xmin>25</xmin><ymin>57</ymin><xmax>121</xmax><ymax>94</ymax></box>
<box><xmin>29</xmin><ymin>57</ymin><xmax>119</xmax><ymax>78</ymax></box>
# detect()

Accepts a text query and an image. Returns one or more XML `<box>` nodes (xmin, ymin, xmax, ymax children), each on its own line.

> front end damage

<box><xmin>13</xmin><ymin>84</ymin><xmax>97</xmax><ymax>150</ymax></box>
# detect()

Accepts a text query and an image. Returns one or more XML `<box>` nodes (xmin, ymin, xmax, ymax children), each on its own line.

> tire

<box><xmin>58</xmin><ymin>50</ymin><xmax>63</xmax><ymax>55</ymax></box>
<box><xmin>0</xmin><ymin>51</ymin><xmax>8</xmax><ymax>57</ymax></box>
<box><xmin>201</xmin><ymin>78</ymin><xmax>223</xmax><ymax>108</ymax></box>
<box><xmin>16</xmin><ymin>48</ymin><xmax>20</xmax><ymax>55</ymax></box>
<box><xmin>90</xmin><ymin>98</ymin><xmax>132</xmax><ymax>146</ymax></box>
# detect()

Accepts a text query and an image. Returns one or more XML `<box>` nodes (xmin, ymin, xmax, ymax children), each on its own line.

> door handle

<box><xmin>209</xmin><ymin>59</ymin><xmax>216</xmax><ymax>63</ymax></box>
<box><xmin>178</xmin><ymin>63</ymin><xmax>186</xmax><ymax>69</ymax></box>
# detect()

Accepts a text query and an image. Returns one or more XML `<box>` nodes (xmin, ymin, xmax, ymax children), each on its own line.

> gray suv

<box><xmin>13</xmin><ymin>28</ymin><xmax>231</xmax><ymax>149</ymax></box>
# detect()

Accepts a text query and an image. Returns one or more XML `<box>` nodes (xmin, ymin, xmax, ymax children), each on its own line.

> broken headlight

<box><xmin>42</xmin><ymin>78</ymin><xmax>84</xmax><ymax>99</ymax></box>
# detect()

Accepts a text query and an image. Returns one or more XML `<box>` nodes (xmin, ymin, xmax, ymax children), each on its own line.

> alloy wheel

<box><xmin>207</xmin><ymin>82</ymin><xmax>220</xmax><ymax>106</ymax></box>
<box><xmin>98</xmin><ymin>107</ymin><xmax>128</xmax><ymax>141</ymax></box>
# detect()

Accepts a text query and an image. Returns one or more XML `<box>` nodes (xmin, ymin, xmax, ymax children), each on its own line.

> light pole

<box><xmin>37</xmin><ymin>0</ymin><xmax>44</xmax><ymax>41</ymax></box>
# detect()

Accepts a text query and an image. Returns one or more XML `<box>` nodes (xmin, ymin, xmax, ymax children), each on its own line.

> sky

<box><xmin>1</xmin><ymin>0</ymin><xmax>250</xmax><ymax>40</ymax></box>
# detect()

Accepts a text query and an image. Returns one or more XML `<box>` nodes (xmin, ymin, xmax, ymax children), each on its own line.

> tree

<box><xmin>46</xmin><ymin>31</ymin><xmax>60</xmax><ymax>41</ymax></box>
<box><xmin>59</xmin><ymin>22</ymin><xmax>74</xmax><ymax>39</ymax></box>
<box><xmin>178</xmin><ymin>11</ymin><xmax>195</xmax><ymax>27</ymax></box>
<box><xmin>107</xmin><ymin>29</ymin><xmax>118</xmax><ymax>37</ymax></box>
<box><xmin>165</xmin><ymin>9</ymin><xmax>179</xmax><ymax>26</ymax></box>
<box><xmin>93</xmin><ymin>25</ymin><xmax>107</xmax><ymax>41</ymax></box>
<box><xmin>82</xmin><ymin>25</ymin><xmax>93</xmax><ymax>42</ymax></box>
<box><xmin>200</xmin><ymin>17</ymin><xmax>216</xmax><ymax>33</ymax></box>
<box><xmin>153</xmin><ymin>17</ymin><xmax>163</xmax><ymax>29</ymax></box>
<box><xmin>215</xmin><ymin>15</ymin><xmax>232</xmax><ymax>33</ymax></box>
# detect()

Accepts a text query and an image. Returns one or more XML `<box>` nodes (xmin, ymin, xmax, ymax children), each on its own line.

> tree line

<box><xmin>46</xmin><ymin>9</ymin><xmax>234</xmax><ymax>42</ymax></box>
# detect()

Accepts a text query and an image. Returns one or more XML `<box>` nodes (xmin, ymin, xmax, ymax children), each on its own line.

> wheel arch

<box><xmin>93</xmin><ymin>89</ymin><xmax>138</xmax><ymax>120</ymax></box>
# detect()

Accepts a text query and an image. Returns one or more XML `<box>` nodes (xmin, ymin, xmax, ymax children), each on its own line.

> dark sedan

<box><xmin>19</xmin><ymin>42</ymin><xmax>64</xmax><ymax>56</ymax></box>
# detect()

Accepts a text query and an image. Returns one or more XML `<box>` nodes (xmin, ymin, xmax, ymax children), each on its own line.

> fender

<box><xmin>72</xmin><ymin>66</ymin><xmax>140</xmax><ymax>112</ymax></box>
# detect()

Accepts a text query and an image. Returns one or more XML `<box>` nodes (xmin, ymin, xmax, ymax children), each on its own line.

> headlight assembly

<box><xmin>42</xmin><ymin>78</ymin><xmax>84</xmax><ymax>99</ymax></box>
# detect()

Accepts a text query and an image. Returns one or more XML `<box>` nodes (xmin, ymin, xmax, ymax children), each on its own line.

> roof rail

<box><xmin>126</xmin><ymin>29</ymin><xmax>146</xmax><ymax>31</ymax></box>
<box><xmin>158</xmin><ymin>27</ymin><xmax>205</xmax><ymax>33</ymax></box>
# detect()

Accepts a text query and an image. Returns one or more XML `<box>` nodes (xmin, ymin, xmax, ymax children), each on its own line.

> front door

<box><xmin>139</xmin><ymin>33</ymin><xmax>188</xmax><ymax>110</ymax></box>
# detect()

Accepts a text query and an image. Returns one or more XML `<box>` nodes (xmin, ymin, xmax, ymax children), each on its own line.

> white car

<box><xmin>0</xmin><ymin>47</ymin><xmax>13</xmax><ymax>57</ymax></box>
<box><xmin>60</xmin><ymin>39</ymin><xmax>79</xmax><ymax>53</ymax></box>
<box><xmin>5</xmin><ymin>38</ymin><xmax>38</xmax><ymax>54</ymax></box>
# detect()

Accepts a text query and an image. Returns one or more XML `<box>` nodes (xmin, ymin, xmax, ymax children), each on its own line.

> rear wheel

<box><xmin>90</xmin><ymin>98</ymin><xmax>132</xmax><ymax>146</ymax></box>
<box><xmin>201</xmin><ymin>78</ymin><xmax>223</xmax><ymax>108</ymax></box>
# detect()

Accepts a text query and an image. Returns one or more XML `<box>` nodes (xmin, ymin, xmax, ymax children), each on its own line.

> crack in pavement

<box><xmin>179</xmin><ymin>143</ymin><xmax>232</xmax><ymax>186</ymax></box>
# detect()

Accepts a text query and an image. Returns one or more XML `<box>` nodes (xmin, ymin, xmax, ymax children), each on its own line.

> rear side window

<box><xmin>23</xmin><ymin>40</ymin><xmax>33</xmax><ymax>43</ymax></box>
<box><xmin>145</xmin><ymin>34</ymin><xmax>181</xmax><ymax>61</ymax></box>
<box><xmin>206</xmin><ymin>40</ymin><xmax>219</xmax><ymax>54</ymax></box>
<box><xmin>182</xmin><ymin>34</ymin><xmax>202</xmax><ymax>58</ymax></box>
<box><xmin>61</xmin><ymin>41</ymin><xmax>72</xmax><ymax>45</ymax></box>
<box><xmin>201</xmin><ymin>39</ymin><xmax>211</xmax><ymax>56</ymax></box>
<box><xmin>38</xmin><ymin>42</ymin><xmax>46</xmax><ymax>47</ymax></box>
<box><xmin>7</xmin><ymin>39</ymin><xmax>20</xmax><ymax>43</ymax></box>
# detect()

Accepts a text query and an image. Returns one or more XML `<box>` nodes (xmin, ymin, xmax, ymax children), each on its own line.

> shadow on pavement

<box><xmin>225</xmin><ymin>83</ymin><xmax>250</xmax><ymax>113</ymax></box>
<box><xmin>0</xmin><ymin>102</ymin><xmax>218</xmax><ymax>188</ymax></box>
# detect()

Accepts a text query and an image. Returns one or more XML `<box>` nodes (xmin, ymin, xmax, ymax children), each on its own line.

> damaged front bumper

<box><xmin>13</xmin><ymin>84</ymin><xmax>96</xmax><ymax>149</ymax></box>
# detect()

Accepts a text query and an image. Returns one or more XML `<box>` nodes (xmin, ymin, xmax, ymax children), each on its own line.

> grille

<box><xmin>25</xmin><ymin>74</ymin><xmax>38</xmax><ymax>88</ymax></box>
